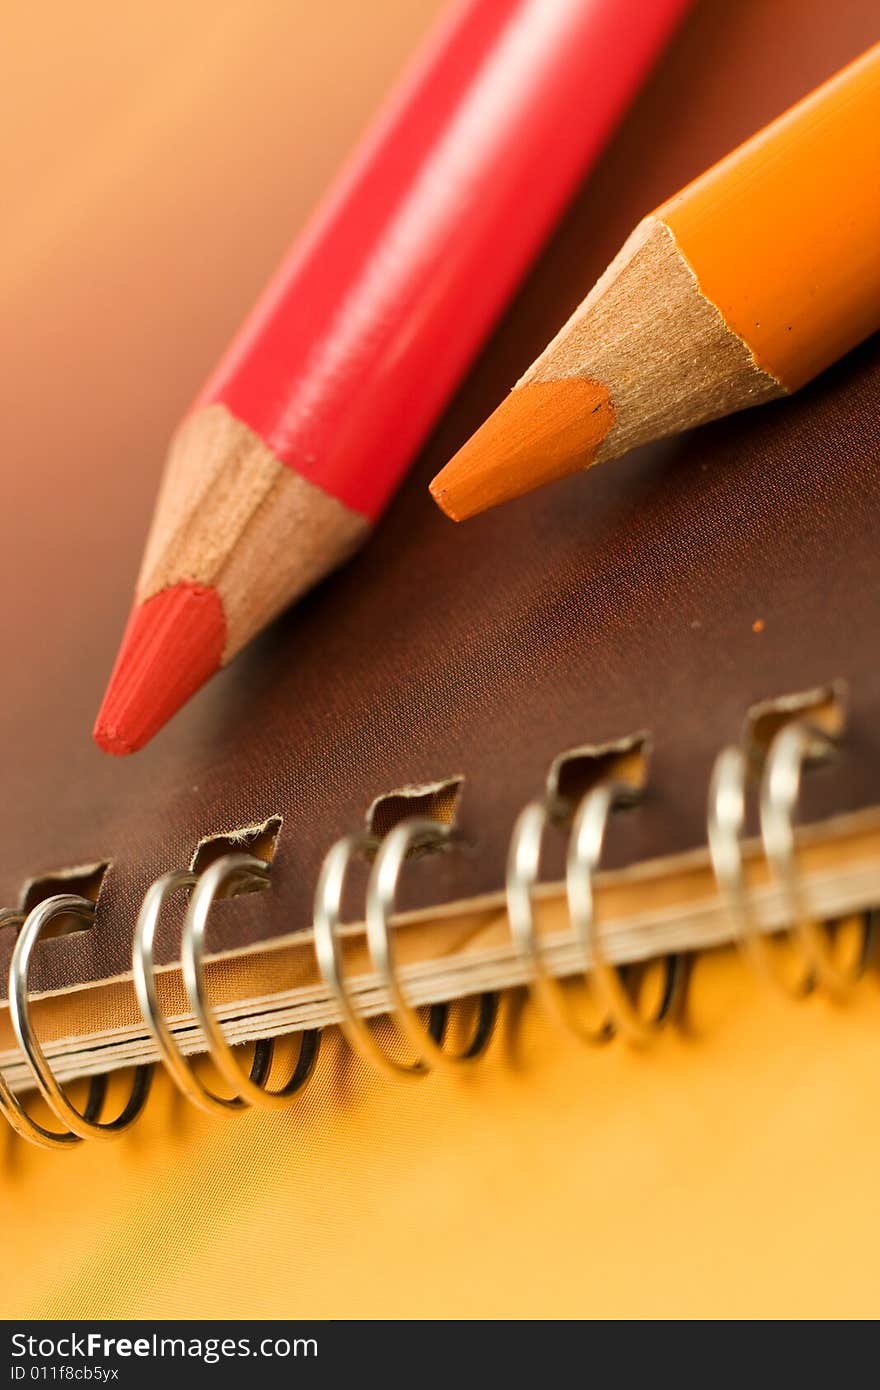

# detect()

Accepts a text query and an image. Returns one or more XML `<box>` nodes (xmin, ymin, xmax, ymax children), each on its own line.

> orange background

<box><xmin>3</xmin><ymin>0</ymin><xmax>880</xmax><ymax>1319</ymax></box>
<box><xmin>7</xmin><ymin>954</ymin><xmax>880</xmax><ymax>1319</ymax></box>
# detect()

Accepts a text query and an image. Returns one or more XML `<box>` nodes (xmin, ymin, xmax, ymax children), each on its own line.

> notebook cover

<box><xmin>2</xmin><ymin>0</ymin><xmax>879</xmax><ymax>998</ymax></box>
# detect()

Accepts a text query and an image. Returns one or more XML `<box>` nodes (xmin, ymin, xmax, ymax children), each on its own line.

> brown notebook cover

<box><xmin>2</xmin><ymin>0</ymin><xmax>878</xmax><ymax>1000</ymax></box>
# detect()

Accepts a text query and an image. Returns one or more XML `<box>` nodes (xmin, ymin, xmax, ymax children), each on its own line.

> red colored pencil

<box><xmin>95</xmin><ymin>0</ymin><xmax>691</xmax><ymax>754</ymax></box>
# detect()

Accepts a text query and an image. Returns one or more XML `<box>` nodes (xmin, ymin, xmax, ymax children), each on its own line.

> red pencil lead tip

<box><xmin>93</xmin><ymin>583</ymin><xmax>226</xmax><ymax>755</ymax></box>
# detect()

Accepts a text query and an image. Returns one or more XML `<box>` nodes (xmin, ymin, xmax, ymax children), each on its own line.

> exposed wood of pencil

<box><xmin>139</xmin><ymin>405</ymin><xmax>368</xmax><ymax>657</ymax></box>
<box><xmin>94</xmin><ymin>404</ymin><xmax>368</xmax><ymax>755</ymax></box>
<box><xmin>430</xmin><ymin>42</ymin><xmax>880</xmax><ymax>521</ymax></box>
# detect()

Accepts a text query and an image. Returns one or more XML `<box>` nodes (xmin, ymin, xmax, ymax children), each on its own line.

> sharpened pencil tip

<box><xmin>429</xmin><ymin>379</ymin><xmax>616</xmax><ymax>520</ymax></box>
<box><xmin>93</xmin><ymin>583</ymin><xmax>226</xmax><ymax>755</ymax></box>
<box><xmin>427</xmin><ymin>479</ymin><xmax>464</xmax><ymax>523</ymax></box>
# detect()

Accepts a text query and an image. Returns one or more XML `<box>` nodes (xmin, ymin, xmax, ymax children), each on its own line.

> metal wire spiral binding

<box><xmin>133</xmin><ymin>868</ymin><xmax>279</xmax><ymax>1116</ymax></box>
<box><xmin>0</xmin><ymin>907</ymin><xmax>108</xmax><ymax>1149</ymax></box>
<box><xmin>314</xmin><ymin>819</ymin><xmax>497</xmax><ymax>1079</ymax></box>
<box><xmin>3</xmin><ymin>695</ymin><xmax>877</xmax><ymax>1149</ymax></box>
<box><xmin>3</xmin><ymin>897</ymin><xmax>152</xmax><ymax>1147</ymax></box>
<box><xmin>177</xmin><ymin>853</ymin><xmax>320</xmax><ymax>1110</ymax></box>
<box><xmin>507</xmin><ymin>773</ymin><xmax>683</xmax><ymax>1045</ymax></box>
<box><xmin>708</xmin><ymin>718</ymin><xmax>874</xmax><ymax>996</ymax></box>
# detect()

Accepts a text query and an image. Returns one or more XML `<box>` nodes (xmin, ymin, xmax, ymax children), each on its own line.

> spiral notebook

<box><xmin>1</xmin><ymin>0</ymin><xmax>879</xmax><ymax>1115</ymax></box>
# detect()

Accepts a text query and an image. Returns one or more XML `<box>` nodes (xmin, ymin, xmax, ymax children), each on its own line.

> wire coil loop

<box><xmin>179</xmin><ymin>853</ymin><xmax>320</xmax><ymax>1109</ymax></box>
<box><xmin>314</xmin><ymin>820</ymin><xmax>497</xmax><ymax>1079</ymax></box>
<box><xmin>709</xmin><ymin>722</ymin><xmax>873</xmax><ymax>996</ymax></box>
<box><xmin>0</xmin><ymin>907</ymin><xmax>104</xmax><ymax>1149</ymax></box>
<box><xmin>8</xmin><ymin>896</ymin><xmax>152</xmax><ymax>1143</ymax></box>
<box><xmin>134</xmin><ymin>868</ymin><xmax>276</xmax><ymax>1115</ymax></box>
<box><xmin>508</xmin><ymin>789</ymin><xmax>682</xmax><ymax>1045</ymax></box>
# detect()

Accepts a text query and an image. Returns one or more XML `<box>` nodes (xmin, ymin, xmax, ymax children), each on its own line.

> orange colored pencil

<box><xmin>430</xmin><ymin>43</ymin><xmax>880</xmax><ymax>522</ymax></box>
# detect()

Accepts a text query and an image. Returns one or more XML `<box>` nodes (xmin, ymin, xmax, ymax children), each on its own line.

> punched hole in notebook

<box><xmin>744</xmin><ymin>681</ymin><xmax>847</xmax><ymax>776</ymax></box>
<box><xmin>544</xmin><ymin>733</ymin><xmax>650</xmax><ymax>827</ymax></box>
<box><xmin>190</xmin><ymin>815</ymin><xmax>283</xmax><ymax>896</ymax></box>
<box><xmin>17</xmin><ymin>861</ymin><xmax>111</xmax><ymax>938</ymax></box>
<box><xmin>363</xmin><ymin>776</ymin><xmax>464</xmax><ymax>859</ymax></box>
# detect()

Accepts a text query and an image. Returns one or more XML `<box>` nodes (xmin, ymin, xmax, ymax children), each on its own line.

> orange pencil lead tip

<box><xmin>93</xmin><ymin>582</ymin><xmax>226</xmax><ymax>755</ymax></box>
<box><xmin>429</xmin><ymin>379</ymin><xmax>615</xmax><ymax>521</ymax></box>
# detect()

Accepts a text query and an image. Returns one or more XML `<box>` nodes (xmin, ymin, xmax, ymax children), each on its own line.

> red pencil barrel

<box><xmin>197</xmin><ymin>0</ymin><xmax>691</xmax><ymax>521</ymax></box>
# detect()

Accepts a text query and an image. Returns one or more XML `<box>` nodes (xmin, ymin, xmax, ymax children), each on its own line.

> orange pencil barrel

<box><xmin>661</xmin><ymin>41</ymin><xmax>880</xmax><ymax>389</ymax></box>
